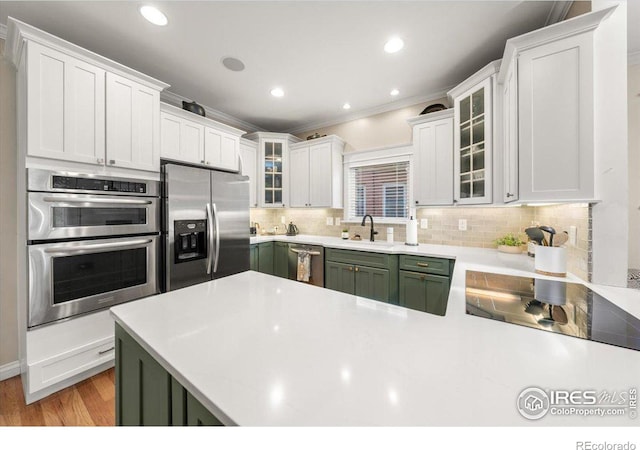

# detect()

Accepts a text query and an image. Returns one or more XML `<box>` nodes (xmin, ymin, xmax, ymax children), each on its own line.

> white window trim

<box><xmin>343</xmin><ymin>144</ymin><xmax>413</xmax><ymax>224</ymax></box>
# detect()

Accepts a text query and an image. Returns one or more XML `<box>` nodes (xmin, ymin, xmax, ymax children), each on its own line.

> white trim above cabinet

<box><xmin>407</xmin><ymin>109</ymin><xmax>454</xmax><ymax>207</ymax></box>
<box><xmin>159</xmin><ymin>103</ymin><xmax>244</xmax><ymax>172</ymax></box>
<box><xmin>289</xmin><ymin>135</ymin><xmax>345</xmax><ymax>208</ymax></box>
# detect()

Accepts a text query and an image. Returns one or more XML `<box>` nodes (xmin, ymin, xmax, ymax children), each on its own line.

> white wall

<box><xmin>591</xmin><ymin>0</ymin><xmax>628</xmax><ymax>286</ymax></box>
<box><xmin>629</xmin><ymin>63</ymin><xmax>640</xmax><ymax>270</ymax></box>
<box><xmin>0</xmin><ymin>38</ymin><xmax>19</xmax><ymax>367</ymax></box>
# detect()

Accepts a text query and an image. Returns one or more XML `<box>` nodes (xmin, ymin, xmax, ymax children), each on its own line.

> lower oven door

<box><xmin>28</xmin><ymin>235</ymin><xmax>158</xmax><ymax>328</ymax></box>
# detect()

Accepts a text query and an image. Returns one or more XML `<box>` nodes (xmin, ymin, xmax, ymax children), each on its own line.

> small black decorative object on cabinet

<box><xmin>182</xmin><ymin>100</ymin><xmax>205</xmax><ymax>117</ymax></box>
<box><xmin>419</xmin><ymin>103</ymin><xmax>446</xmax><ymax>115</ymax></box>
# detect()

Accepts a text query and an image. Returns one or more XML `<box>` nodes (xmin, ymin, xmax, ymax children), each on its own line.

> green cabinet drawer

<box><xmin>257</xmin><ymin>242</ymin><xmax>274</xmax><ymax>275</ymax></box>
<box><xmin>399</xmin><ymin>254</ymin><xmax>451</xmax><ymax>276</ymax></box>
<box><xmin>325</xmin><ymin>247</ymin><xmax>390</xmax><ymax>269</ymax></box>
<box><xmin>399</xmin><ymin>270</ymin><xmax>450</xmax><ymax>316</ymax></box>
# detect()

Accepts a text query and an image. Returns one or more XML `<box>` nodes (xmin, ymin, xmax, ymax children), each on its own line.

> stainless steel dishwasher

<box><xmin>287</xmin><ymin>243</ymin><xmax>324</xmax><ymax>287</ymax></box>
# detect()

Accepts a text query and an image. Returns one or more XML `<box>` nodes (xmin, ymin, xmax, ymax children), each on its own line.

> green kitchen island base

<box><xmin>115</xmin><ymin>323</ymin><xmax>223</xmax><ymax>426</ymax></box>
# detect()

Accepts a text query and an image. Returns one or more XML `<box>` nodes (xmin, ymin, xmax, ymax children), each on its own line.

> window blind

<box><xmin>346</xmin><ymin>161</ymin><xmax>410</xmax><ymax>221</ymax></box>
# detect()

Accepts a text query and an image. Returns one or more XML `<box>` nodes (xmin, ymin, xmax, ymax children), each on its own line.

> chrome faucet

<box><xmin>361</xmin><ymin>214</ymin><xmax>378</xmax><ymax>242</ymax></box>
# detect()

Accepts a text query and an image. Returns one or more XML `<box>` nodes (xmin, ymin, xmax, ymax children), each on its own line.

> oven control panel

<box><xmin>52</xmin><ymin>176</ymin><xmax>147</xmax><ymax>194</ymax></box>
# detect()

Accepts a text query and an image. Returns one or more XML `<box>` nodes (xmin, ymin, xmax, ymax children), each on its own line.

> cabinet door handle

<box><xmin>420</xmin><ymin>275</ymin><xmax>426</xmax><ymax>281</ymax></box>
<box><xmin>98</xmin><ymin>346</ymin><xmax>115</xmax><ymax>355</ymax></box>
<box><xmin>415</xmin><ymin>200</ymin><xmax>419</xmax><ymax>204</ymax></box>
<box><xmin>506</xmin><ymin>193</ymin><xmax>514</xmax><ymax>198</ymax></box>
<box><xmin>97</xmin><ymin>158</ymin><xmax>104</xmax><ymax>164</ymax></box>
<box><xmin>348</xmin><ymin>266</ymin><xmax>353</xmax><ymax>271</ymax></box>
<box><xmin>201</xmin><ymin>160</ymin><xmax>205</xmax><ymax>164</ymax></box>
<box><xmin>354</xmin><ymin>267</ymin><xmax>359</xmax><ymax>272</ymax></box>
<box><xmin>109</xmin><ymin>159</ymin><xmax>116</xmax><ymax>165</ymax></box>
<box><xmin>416</xmin><ymin>262</ymin><xmax>429</xmax><ymax>268</ymax></box>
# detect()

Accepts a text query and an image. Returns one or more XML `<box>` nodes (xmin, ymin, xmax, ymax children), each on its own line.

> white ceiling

<box><xmin>0</xmin><ymin>1</ymin><xmax>636</xmax><ymax>133</ymax></box>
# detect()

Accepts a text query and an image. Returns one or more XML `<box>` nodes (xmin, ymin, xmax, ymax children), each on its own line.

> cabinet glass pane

<box><xmin>460</xmin><ymin>182</ymin><xmax>471</xmax><ymax>198</ymax></box>
<box><xmin>274</xmin><ymin>174</ymin><xmax>282</xmax><ymax>188</ymax></box>
<box><xmin>265</xmin><ymin>190</ymin><xmax>273</xmax><ymax>204</ymax></box>
<box><xmin>274</xmin><ymin>190</ymin><xmax>282</xmax><ymax>203</ymax></box>
<box><xmin>274</xmin><ymin>160</ymin><xmax>282</xmax><ymax>173</ymax></box>
<box><xmin>274</xmin><ymin>143</ymin><xmax>282</xmax><ymax>157</ymax></box>
<box><xmin>472</xmin><ymin>88</ymin><xmax>484</xmax><ymax>117</ymax></box>
<box><xmin>265</xmin><ymin>142</ymin><xmax>273</xmax><ymax>156</ymax></box>
<box><xmin>460</xmin><ymin>97</ymin><xmax>471</xmax><ymax>123</ymax></box>
<box><xmin>472</xmin><ymin>120</ymin><xmax>485</xmax><ymax>144</ymax></box>
<box><xmin>460</xmin><ymin>125</ymin><xmax>471</xmax><ymax>148</ymax></box>
<box><xmin>472</xmin><ymin>180</ymin><xmax>485</xmax><ymax>197</ymax></box>
<box><xmin>472</xmin><ymin>150</ymin><xmax>485</xmax><ymax>171</ymax></box>
<box><xmin>460</xmin><ymin>152</ymin><xmax>471</xmax><ymax>174</ymax></box>
<box><xmin>265</xmin><ymin>174</ymin><xmax>273</xmax><ymax>188</ymax></box>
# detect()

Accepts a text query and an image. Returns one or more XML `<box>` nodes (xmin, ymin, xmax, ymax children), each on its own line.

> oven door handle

<box><xmin>212</xmin><ymin>203</ymin><xmax>220</xmax><ymax>274</ymax></box>
<box><xmin>206</xmin><ymin>203</ymin><xmax>214</xmax><ymax>275</ymax></box>
<box><xmin>42</xmin><ymin>196</ymin><xmax>153</xmax><ymax>205</ymax></box>
<box><xmin>43</xmin><ymin>238</ymin><xmax>153</xmax><ymax>255</ymax></box>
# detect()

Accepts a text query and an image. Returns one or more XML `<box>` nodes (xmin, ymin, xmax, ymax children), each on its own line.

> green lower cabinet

<box><xmin>325</xmin><ymin>260</ymin><xmax>356</xmax><ymax>295</ymax></box>
<box><xmin>399</xmin><ymin>270</ymin><xmax>450</xmax><ymax>316</ymax></box>
<box><xmin>115</xmin><ymin>323</ymin><xmax>224</xmax><ymax>426</ymax></box>
<box><xmin>257</xmin><ymin>242</ymin><xmax>274</xmax><ymax>275</ymax></box>
<box><xmin>250</xmin><ymin>244</ymin><xmax>258</xmax><ymax>271</ymax></box>
<box><xmin>355</xmin><ymin>266</ymin><xmax>390</xmax><ymax>302</ymax></box>
<box><xmin>273</xmin><ymin>242</ymin><xmax>289</xmax><ymax>279</ymax></box>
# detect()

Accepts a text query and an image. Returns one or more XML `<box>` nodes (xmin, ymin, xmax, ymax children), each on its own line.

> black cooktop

<box><xmin>465</xmin><ymin>271</ymin><xmax>640</xmax><ymax>352</ymax></box>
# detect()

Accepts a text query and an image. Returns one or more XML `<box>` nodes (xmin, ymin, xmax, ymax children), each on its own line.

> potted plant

<box><xmin>495</xmin><ymin>233</ymin><xmax>526</xmax><ymax>254</ymax></box>
<box><xmin>341</xmin><ymin>228</ymin><xmax>349</xmax><ymax>240</ymax></box>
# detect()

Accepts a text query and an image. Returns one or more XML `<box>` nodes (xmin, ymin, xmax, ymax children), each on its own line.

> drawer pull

<box><xmin>98</xmin><ymin>346</ymin><xmax>115</xmax><ymax>355</ymax></box>
<box><xmin>416</xmin><ymin>262</ymin><xmax>430</xmax><ymax>268</ymax></box>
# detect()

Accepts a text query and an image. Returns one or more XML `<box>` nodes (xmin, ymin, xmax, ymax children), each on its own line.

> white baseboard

<box><xmin>0</xmin><ymin>360</ymin><xmax>20</xmax><ymax>381</ymax></box>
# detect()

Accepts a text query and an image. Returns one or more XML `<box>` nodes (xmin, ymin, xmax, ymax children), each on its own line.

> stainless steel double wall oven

<box><xmin>27</xmin><ymin>169</ymin><xmax>160</xmax><ymax>328</ymax></box>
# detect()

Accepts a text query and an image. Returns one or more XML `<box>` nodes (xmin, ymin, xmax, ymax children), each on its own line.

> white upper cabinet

<box><xmin>239</xmin><ymin>139</ymin><xmax>258</xmax><ymax>208</ymax></box>
<box><xmin>26</xmin><ymin>41</ymin><xmax>106</xmax><ymax>165</ymax></box>
<box><xmin>289</xmin><ymin>136</ymin><xmax>345</xmax><ymax>208</ymax></box>
<box><xmin>407</xmin><ymin>109</ymin><xmax>454</xmax><ymax>206</ymax></box>
<box><xmin>106</xmin><ymin>72</ymin><xmax>160</xmax><ymax>172</ymax></box>
<box><xmin>159</xmin><ymin>103</ymin><xmax>244</xmax><ymax>172</ymax></box>
<box><xmin>448</xmin><ymin>61</ymin><xmax>499</xmax><ymax>205</ymax></box>
<box><xmin>8</xmin><ymin>19</ymin><xmax>169</xmax><ymax>173</ymax></box>
<box><xmin>498</xmin><ymin>8</ymin><xmax>613</xmax><ymax>203</ymax></box>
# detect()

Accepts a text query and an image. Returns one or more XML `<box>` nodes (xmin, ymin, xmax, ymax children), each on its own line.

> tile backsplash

<box><xmin>250</xmin><ymin>203</ymin><xmax>591</xmax><ymax>281</ymax></box>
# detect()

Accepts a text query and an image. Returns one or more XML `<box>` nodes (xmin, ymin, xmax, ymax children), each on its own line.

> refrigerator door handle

<box><xmin>206</xmin><ymin>203</ymin><xmax>214</xmax><ymax>275</ymax></box>
<box><xmin>212</xmin><ymin>203</ymin><xmax>220</xmax><ymax>273</ymax></box>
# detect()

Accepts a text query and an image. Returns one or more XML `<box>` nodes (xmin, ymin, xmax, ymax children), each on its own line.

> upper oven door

<box><xmin>28</xmin><ymin>192</ymin><xmax>159</xmax><ymax>241</ymax></box>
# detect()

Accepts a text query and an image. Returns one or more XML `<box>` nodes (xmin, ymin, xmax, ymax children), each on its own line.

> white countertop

<box><xmin>111</xmin><ymin>237</ymin><xmax>640</xmax><ymax>426</ymax></box>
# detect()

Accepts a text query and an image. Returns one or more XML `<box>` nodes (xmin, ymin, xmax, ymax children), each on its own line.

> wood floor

<box><xmin>0</xmin><ymin>368</ymin><xmax>115</xmax><ymax>426</ymax></box>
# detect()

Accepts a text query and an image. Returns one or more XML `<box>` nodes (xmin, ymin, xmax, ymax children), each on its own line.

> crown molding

<box><xmin>289</xmin><ymin>134</ymin><xmax>346</xmax><ymax>150</ymax></box>
<box><xmin>406</xmin><ymin>108</ymin><xmax>454</xmax><ymax>126</ymax></box>
<box><xmin>160</xmin><ymin>102</ymin><xmax>246</xmax><ymax>136</ymax></box>
<box><xmin>5</xmin><ymin>17</ymin><xmax>169</xmax><ymax>90</ymax></box>
<box><xmin>545</xmin><ymin>1</ymin><xmax>573</xmax><ymax>26</ymax></box>
<box><xmin>243</xmin><ymin>131</ymin><xmax>302</xmax><ymax>144</ymax></box>
<box><xmin>629</xmin><ymin>51</ymin><xmax>640</xmax><ymax>67</ymax></box>
<box><xmin>160</xmin><ymin>90</ymin><xmax>264</xmax><ymax>134</ymax></box>
<box><xmin>447</xmin><ymin>60</ymin><xmax>501</xmax><ymax>99</ymax></box>
<box><xmin>0</xmin><ymin>23</ymin><xmax>7</xmax><ymax>40</ymax></box>
<box><xmin>282</xmin><ymin>88</ymin><xmax>454</xmax><ymax>136</ymax></box>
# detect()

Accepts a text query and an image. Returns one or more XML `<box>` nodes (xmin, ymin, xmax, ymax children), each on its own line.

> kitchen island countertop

<box><xmin>111</xmin><ymin>238</ymin><xmax>640</xmax><ymax>425</ymax></box>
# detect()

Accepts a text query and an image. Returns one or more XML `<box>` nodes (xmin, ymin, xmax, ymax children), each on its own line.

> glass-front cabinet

<box><xmin>263</xmin><ymin>140</ymin><xmax>284</xmax><ymax>205</ymax></box>
<box><xmin>244</xmin><ymin>132</ymin><xmax>302</xmax><ymax>208</ymax></box>
<box><xmin>450</xmin><ymin>63</ymin><xmax>497</xmax><ymax>205</ymax></box>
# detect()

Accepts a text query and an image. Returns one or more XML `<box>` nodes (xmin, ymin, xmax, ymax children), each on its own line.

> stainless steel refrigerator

<box><xmin>162</xmin><ymin>163</ymin><xmax>250</xmax><ymax>291</ymax></box>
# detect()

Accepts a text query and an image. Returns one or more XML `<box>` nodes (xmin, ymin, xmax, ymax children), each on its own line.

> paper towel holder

<box><xmin>405</xmin><ymin>215</ymin><xmax>419</xmax><ymax>246</ymax></box>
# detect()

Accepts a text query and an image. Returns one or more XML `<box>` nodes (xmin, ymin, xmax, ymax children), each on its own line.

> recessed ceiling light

<box><xmin>343</xmin><ymin>103</ymin><xmax>351</xmax><ymax>110</ymax></box>
<box><xmin>390</xmin><ymin>89</ymin><xmax>400</xmax><ymax>96</ymax></box>
<box><xmin>271</xmin><ymin>87</ymin><xmax>284</xmax><ymax>98</ymax></box>
<box><xmin>222</xmin><ymin>57</ymin><xmax>245</xmax><ymax>72</ymax></box>
<box><xmin>140</xmin><ymin>5</ymin><xmax>168</xmax><ymax>26</ymax></box>
<box><xmin>384</xmin><ymin>37</ymin><xmax>404</xmax><ymax>54</ymax></box>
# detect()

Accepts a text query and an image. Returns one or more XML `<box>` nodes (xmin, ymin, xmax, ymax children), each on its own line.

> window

<box><xmin>346</xmin><ymin>159</ymin><xmax>410</xmax><ymax>222</ymax></box>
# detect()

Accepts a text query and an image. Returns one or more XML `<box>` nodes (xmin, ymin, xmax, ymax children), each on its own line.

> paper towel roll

<box><xmin>406</xmin><ymin>218</ymin><xmax>418</xmax><ymax>246</ymax></box>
